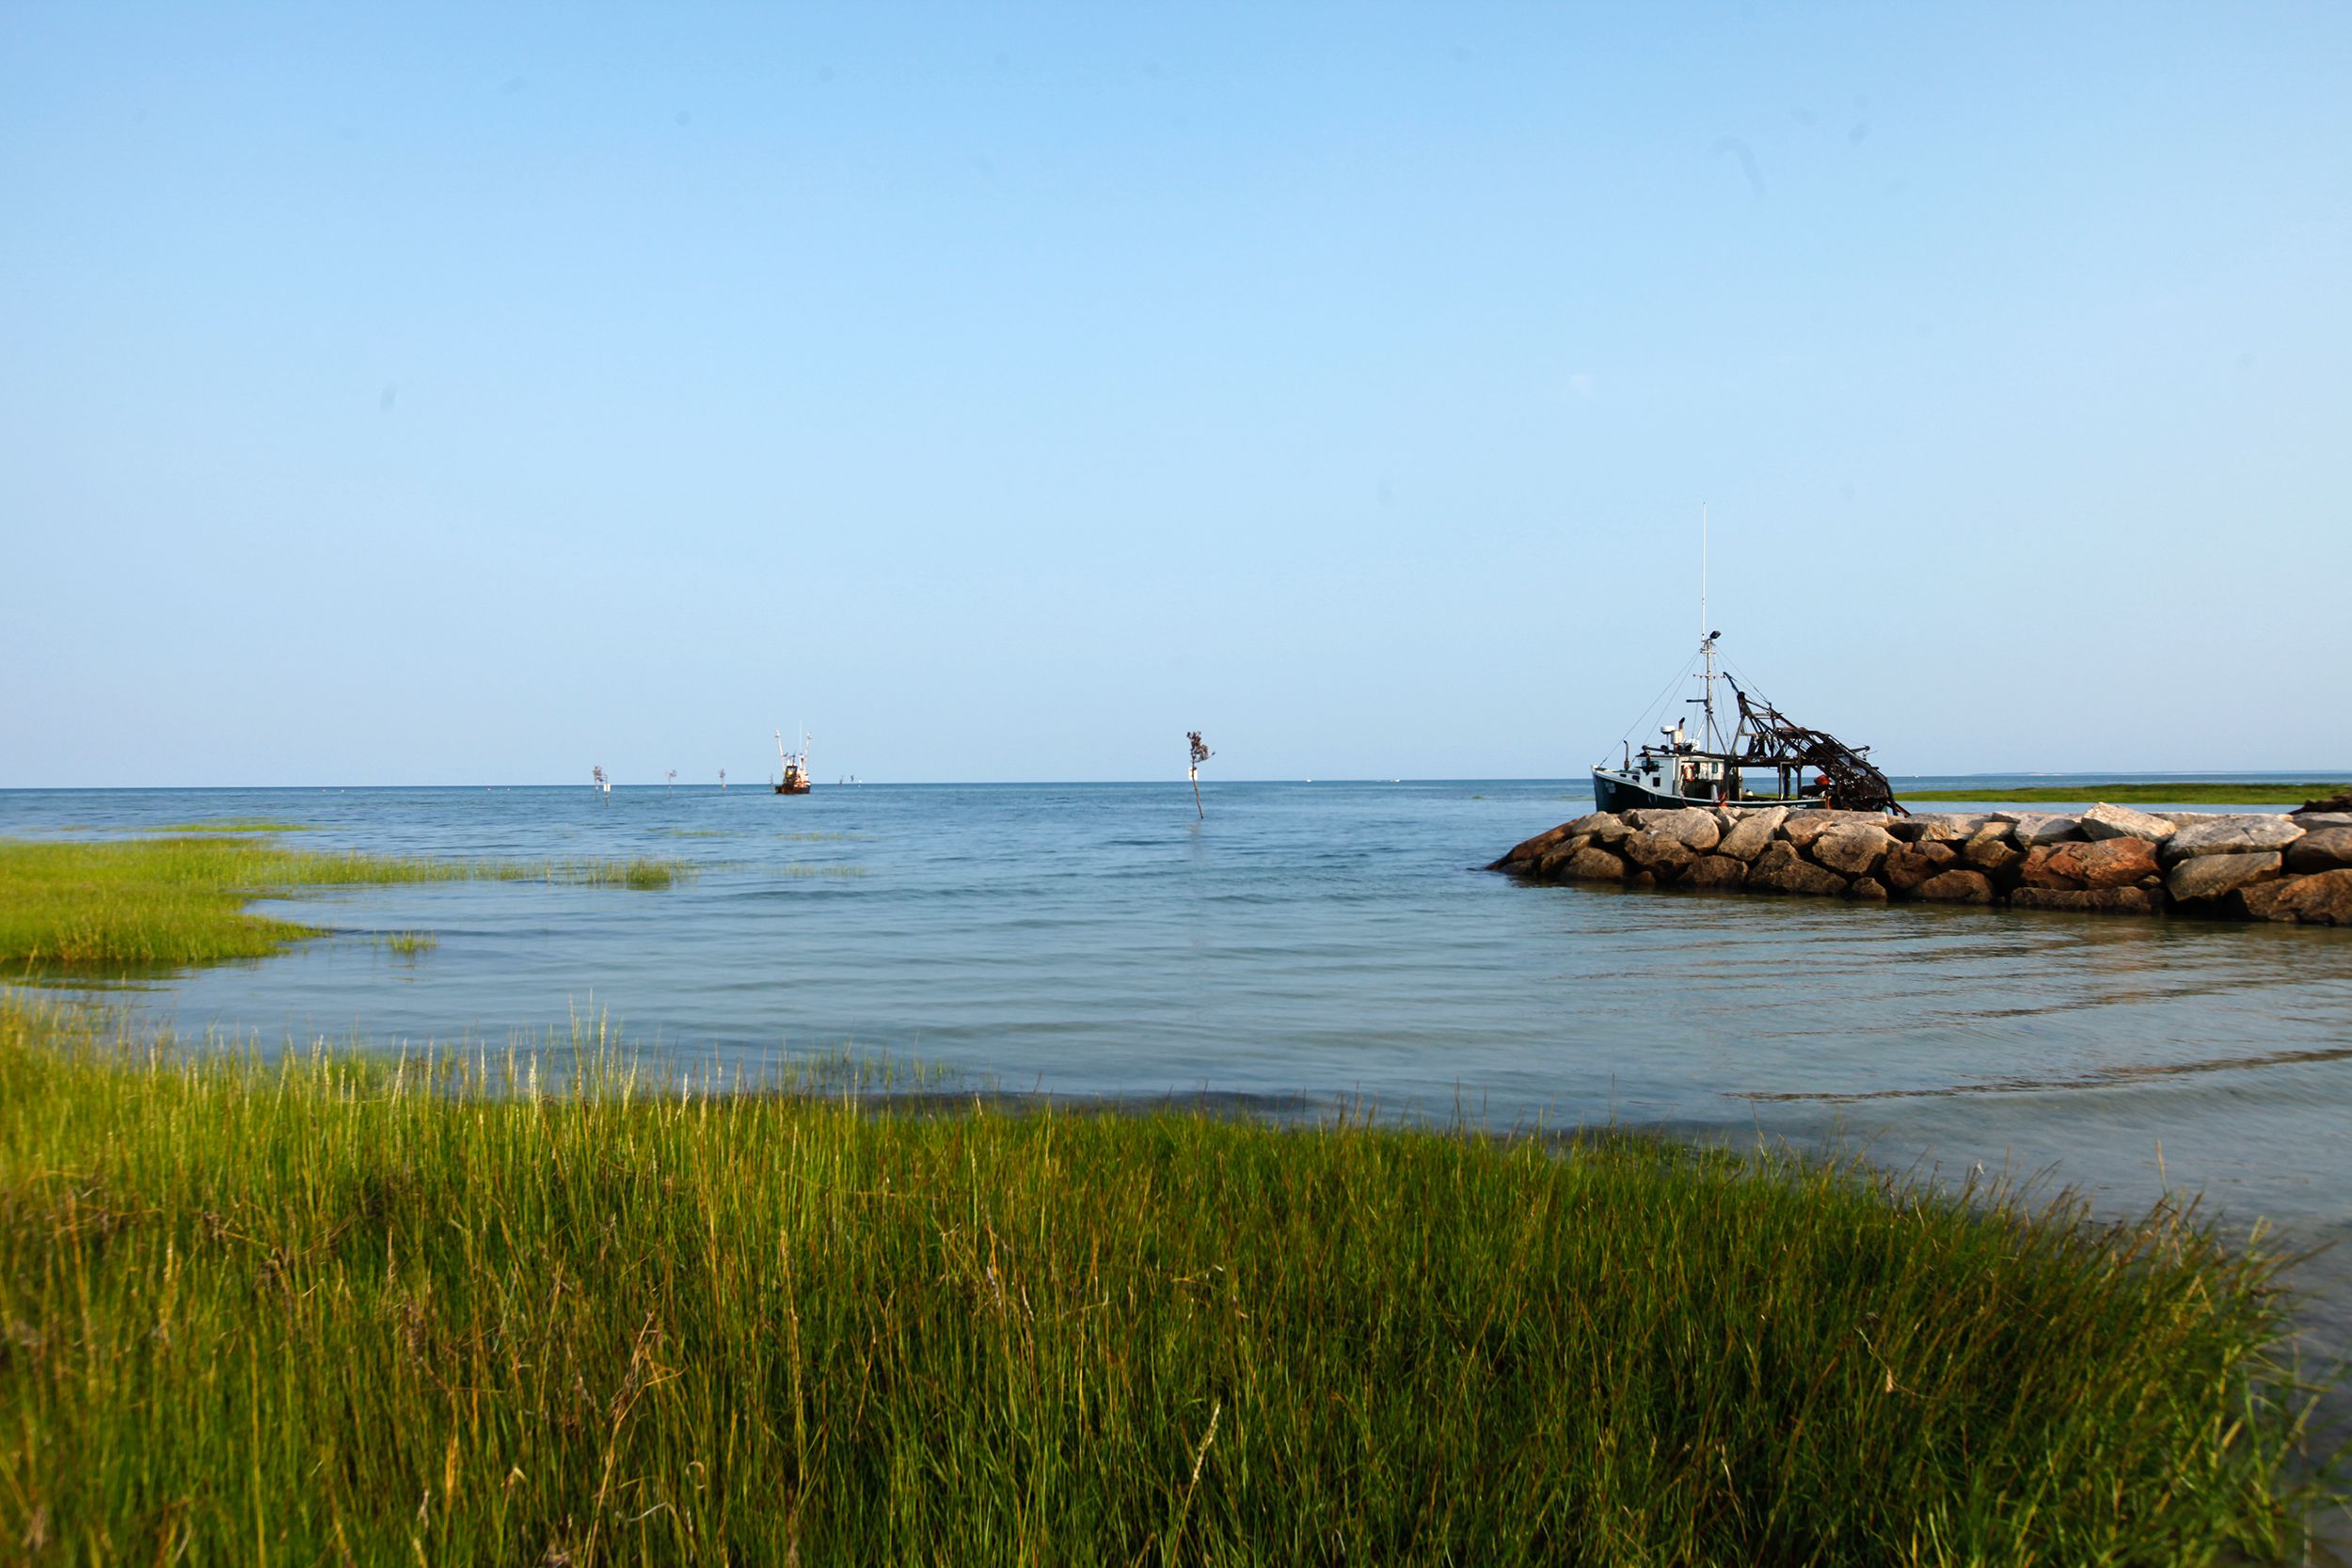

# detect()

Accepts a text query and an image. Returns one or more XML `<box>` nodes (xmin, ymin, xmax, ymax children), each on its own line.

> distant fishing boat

<box><xmin>773</xmin><ymin>730</ymin><xmax>812</xmax><ymax>796</ymax></box>
<box><xmin>1588</xmin><ymin>512</ymin><xmax>1900</xmax><ymax>816</ymax></box>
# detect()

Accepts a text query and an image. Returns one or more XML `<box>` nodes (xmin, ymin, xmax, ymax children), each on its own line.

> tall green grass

<box><xmin>0</xmin><ymin>993</ymin><xmax>2334</xmax><ymax>1564</ymax></box>
<box><xmin>0</xmin><ymin>838</ymin><xmax>693</xmax><ymax>974</ymax></box>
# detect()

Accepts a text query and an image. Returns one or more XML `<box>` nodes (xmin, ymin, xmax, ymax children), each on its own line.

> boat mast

<box><xmin>1699</xmin><ymin>504</ymin><xmax>1718</xmax><ymax>752</ymax></box>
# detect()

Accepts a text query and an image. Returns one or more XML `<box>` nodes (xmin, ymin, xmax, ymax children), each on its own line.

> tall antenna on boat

<box><xmin>1699</xmin><ymin>504</ymin><xmax>1719</xmax><ymax>751</ymax></box>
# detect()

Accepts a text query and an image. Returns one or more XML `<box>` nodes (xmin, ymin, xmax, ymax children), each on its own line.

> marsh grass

<box><xmin>0</xmin><ymin>993</ymin><xmax>2336</xmax><ymax>1565</ymax></box>
<box><xmin>375</xmin><ymin>930</ymin><xmax>439</xmax><ymax>957</ymax></box>
<box><xmin>1902</xmin><ymin>783</ymin><xmax>2349</xmax><ymax>806</ymax></box>
<box><xmin>0</xmin><ymin>838</ymin><xmax>693</xmax><ymax>975</ymax></box>
<box><xmin>781</xmin><ymin>862</ymin><xmax>867</xmax><ymax>879</ymax></box>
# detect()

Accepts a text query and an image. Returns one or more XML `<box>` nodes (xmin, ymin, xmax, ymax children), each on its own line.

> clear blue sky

<box><xmin>5</xmin><ymin>3</ymin><xmax>2347</xmax><ymax>784</ymax></box>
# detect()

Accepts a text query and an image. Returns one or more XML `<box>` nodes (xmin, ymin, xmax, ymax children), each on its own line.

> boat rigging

<box><xmin>1588</xmin><ymin>511</ymin><xmax>1901</xmax><ymax>816</ymax></box>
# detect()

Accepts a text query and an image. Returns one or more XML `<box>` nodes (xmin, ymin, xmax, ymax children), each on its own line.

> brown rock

<box><xmin>1811</xmin><ymin>823</ymin><xmax>1894</xmax><ymax>877</ymax></box>
<box><xmin>2231</xmin><ymin>880</ymin><xmax>2298</xmax><ymax>922</ymax></box>
<box><xmin>1716</xmin><ymin>806</ymin><xmax>1788</xmax><ymax>862</ymax></box>
<box><xmin>1681</xmin><ymin>854</ymin><xmax>1749</xmax><ymax>890</ymax></box>
<box><xmin>1915</xmin><ymin>869</ymin><xmax>1996</xmax><ymax>904</ymax></box>
<box><xmin>1962</xmin><ymin>834</ymin><xmax>2022</xmax><ymax>876</ymax></box>
<box><xmin>1561</xmin><ymin>847</ymin><xmax>1628</xmax><ymax>882</ymax></box>
<box><xmin>1619</xmin><ymin>831</ymin><xmax>1696</xmax><ymax>880</ymax></box>
<box><xmin>2019</xmin><ymin>845</ymin><xmax>2085</xmax><ymax>891</ymax></box>
<box><xmin>1534</xmin><ymin>835</ymin><xmax>1594</xmax><ymax>874</ymax></box>
<box><xmin>1625</xmin><ymin>869</ymin><xmax>1657</xmax><ymax>890</ymax></box>
<box><xmin>2166</xmin><ymin>851</ymin><xmax>2283</xmax><ymax>904</ymax></box>
<box><xmin>2010</xmin><ymin>886</ymin><xmax>2167</xmax><ymax>915</ymax></box>
<box><xmin>2043</xmin><ymin>837</ymin><xmax>2161</xmax><ymax>890</ymax></box>
<box><xmin>2273</xmin><ymin>869</ymin><xmax>2352</xmax><ymax>926</ymax></box>
<box><xmin>2285</xmin><ymin>827</ymin><xmax>2352</xmax><ymax>874</ymax></box>
<box><xmin>1748</xmin><ymin>843</ymin><xmax>1851</xmax><ymax>897</ymax></box>
<box><xmin>1849</xmin><ymin>876</ymin><xmax>1889</xmax><ymax>901</ymax></box>
<box><xmin>1883</xmin><ymin>842</ymin><xmax>1958</xmax><ymax>894</ymax></box>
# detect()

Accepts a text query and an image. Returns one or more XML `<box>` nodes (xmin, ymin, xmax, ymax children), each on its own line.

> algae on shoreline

<box><xmin>0</xmin><ymin>835</ymin><xmax>693</xmax><ymax>975</ymax></box>
<box><xmin>1902</xmin><ymin>781</ymin><xmax>2346</xmax><ymax>806</ymax></box>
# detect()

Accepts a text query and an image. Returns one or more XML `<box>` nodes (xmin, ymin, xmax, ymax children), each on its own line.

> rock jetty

<box><xmin>1490</xmin><ymin>803</ymin><xmax>2352</xmax><ymax>926</ymax></box>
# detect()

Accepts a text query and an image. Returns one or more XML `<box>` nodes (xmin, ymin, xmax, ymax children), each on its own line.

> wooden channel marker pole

<box><xmin>1187</xmin><ymin>731</ymin><xmax>1212</xmax><ymax>818</ymax></box>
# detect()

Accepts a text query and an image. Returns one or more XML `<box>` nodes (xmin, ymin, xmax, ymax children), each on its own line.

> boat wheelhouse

<box><xmin>773</xmin><ymin>730</ymin><xmax>812</xmax><ymax>796</ymax></box>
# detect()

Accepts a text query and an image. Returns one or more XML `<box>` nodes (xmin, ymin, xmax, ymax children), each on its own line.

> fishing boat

<box><xmin>773</xmin><ymin>730</ymin><xmax>812</xmax><ymax>796</ymax></box>
<box><xmin>1588</xmin><ymin>515</ymin><xmax>1901</xmax><ymax>816</ymax></box>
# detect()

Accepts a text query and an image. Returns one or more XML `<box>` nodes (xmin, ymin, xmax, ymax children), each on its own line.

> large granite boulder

<box><xmin>1849</xmin><ymin>876</ymin><xmax>1890</xmax><ymax>901</ymax></box>
<box><xmin>1561</xmin><ymin>847</ymin><xmax>1628</xmax><ymax>882</ymax></box>
<box><xmin>1883</xmin><ymin>842</ymin><xmax>1958</xmax><ymax>894</ymax></box>
<box><xmin>1620</xmin><ymin>831</ymin><xmax>1697</xmax><ymax>880</ymax></box>
<box><xmin>1627</xmin><ymin>807</ymin><xmax>1722</xmax><ymax>851</ymax></box>
<box><xmin>2167</xmin><ymin>851</ymin><xmax>2283</xmax><ymax>903</ymax></box>
<box><xmin>1899</xmin><ymin>815</ymin><xmax>1990</xmax><ymax>844</ymax></box>
<box><xmin>2292</xmin><ymin>812</ymin><xmax>2352</xmax><ymax>830</ymax></box>
<box><xmin>2041</xmin><ymin>837</ymin><xmax>2161</xmax><ymax>890</ymax></box>
<box><xmin>2005</xmin><ymin>814</ymin><xmax>2084</xmax><ymax>847</ymax></box>
<box><xmin>1581</xmin><ymin>814</ymin><xmax>1633</xmax><ymax>847</ymax></box>
<box><xmin>1781</xmin><ymin>811</ymin><xmax>1888</xmax><ymax>853</ymax></box>
<box><xmin>1811</xmin><ymin>823</ymin><xmax>1894</xmax><ymax>877</ymax></box>
<box><xmin>2080</xmin><ymin>802</ymin><xmax>2177</xmax><ymax>843</ymax></box>
<box><xmin>2163</xmin><ymin>816</ymin><xmax>2305</xmax><ymax>862</ymax></box>
<box><xmin>1748</xmin><ymin>843</ymin><xmax>1850</xmax><ymax>896</ymax></box>
<box><xmin>2273</xmin><ymin>869</ymin><xmax>2352</xmax><ymax>926</ymax></box>
<box><xmin>1534</xmin><ymin>835</ymin><xmax>1594</xmax><ymax>874</ymax></box>
<box><xmin>1681</xmin><ymin>854</ymin><xmax>1749</xmax><ymax>890</ymax></box>
<box><xmin>1716</xmin><ymin>806</ymin><xmax>1788</xmax><ymax>862</ymax></box>
<box><xmin>1915</xmin><ymin>869</ymin><xmax>1996</xmax><ymax>904</ymax></box>
<box><xmin>2284</xmin><ymin>827</ymin><xmax>2352</xmax><ymax>874</ymax></box>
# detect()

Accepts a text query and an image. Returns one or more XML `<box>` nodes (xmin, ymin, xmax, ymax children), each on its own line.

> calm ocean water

<box><xmin>9</xmin><ymin>778</ymin><xmax>2352</xmax><ymax>1346</ymax></box>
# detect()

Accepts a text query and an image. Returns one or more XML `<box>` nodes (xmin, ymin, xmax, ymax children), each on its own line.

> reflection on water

<box><xmin>1741</xmin><ymin>1043</ymin><xmax>2352</xmax><ymax>1102</ymax></box>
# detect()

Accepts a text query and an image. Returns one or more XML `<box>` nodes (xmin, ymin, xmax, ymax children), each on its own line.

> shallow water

<box><xmin>10</xmin><ymin>778</ymin><xmax>2352</xmax><ymax>1352</ymax></box>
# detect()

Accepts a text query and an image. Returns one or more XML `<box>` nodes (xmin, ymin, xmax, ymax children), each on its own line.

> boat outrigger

<box><xmin>1589</xmin><ymin>515</ymin><xmax>1902</xmax><ymax>816</ymax></box>
<box><xmin>773</xmin><ymin>730</ymin><xmax>812</xmax><ymax>796</ymax></box>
